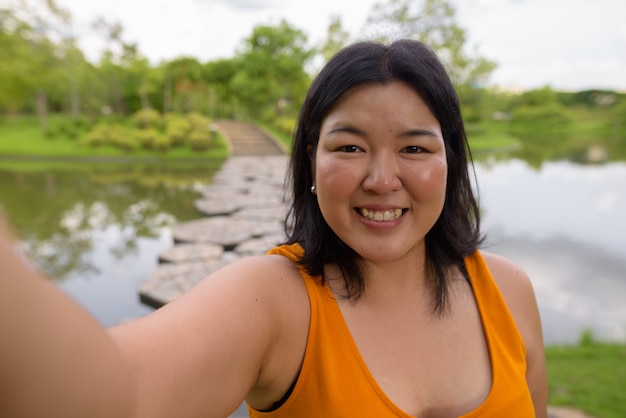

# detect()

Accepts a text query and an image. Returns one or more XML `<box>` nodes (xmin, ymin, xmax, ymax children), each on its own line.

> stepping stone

<box><xmin>235</xmin><ymin>235</ymin><xmax>286</xmax><ymax>257</ymax></box>
<box><xmin>172</xmin><ymin>217</ymin><xmax>255</xmax><ymax>249</ymax></box>
<box><xmin>194</xmin><ymin>198</ymin><xmax>243</xmax><ymax>216</ymax></box>
<box><xmin>158</xmin><ymin>243</ymin><xmax>223</xmax><ymax>264</ymax></box>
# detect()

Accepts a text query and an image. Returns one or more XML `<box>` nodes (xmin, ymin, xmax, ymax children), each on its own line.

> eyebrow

<box><xmin>325</xmin><ymin>126</ymin><xmax>360</xmax><ymax>136</ymax></box>
<box><xmin>326</xmin><ymin>125</ymin><xmax>440</xmax><ymax>139</ymax></box>
<box><xmin>401</xmin><ymin>128</ymin><xmax>441</xmax><ymax>139</ymax></box>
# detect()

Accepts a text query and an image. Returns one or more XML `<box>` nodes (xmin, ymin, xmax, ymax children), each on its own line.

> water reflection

<box><xmin>0</xmin><ymin>160</ymin><xmax>223</xmax><ymax>326</ymax></box>
<box><xmin>475</xmin><ymin>159</ymin><xmax>626</xmax><ymax>344</ymax></box>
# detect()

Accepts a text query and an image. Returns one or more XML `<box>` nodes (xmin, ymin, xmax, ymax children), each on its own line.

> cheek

<box><xmin>315</xmin><ymin>157</ymin><xmax>362</xmax><ymax>224</ymax></box>
<box><xmin>407</xmin><ymin>160</ymin><xmax>448</xmax><ymax>200</ymax></box>
<box><xmin>315</xmin><ymin>156</ymin><xmax>359</xmax><ymax>192</ymax></box>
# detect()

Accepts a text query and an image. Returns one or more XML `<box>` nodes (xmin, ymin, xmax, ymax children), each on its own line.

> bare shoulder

<box><xmin>480</xmin><ymin>251</ymin><xmax>534</xmax><ymax>299</ymax></box>
<box><xmin>194</xmin><ymin>252</ymin><xmax>307</xmax><ymax>300</ymax></box>
<box><xmin>480</xmin><ymin>251</ymin><xmax>539</xmax><ymax>336</ymax></box>
<box><xmin>108</xmin><ymin>253</ymin><xmax>310</xmax><ymax>417</ymax></box>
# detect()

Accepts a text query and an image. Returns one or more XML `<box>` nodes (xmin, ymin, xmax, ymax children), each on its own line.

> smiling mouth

<box><xmin>357</xmin><ymin>208</ymin><xmax>405</xmax><ymax>221</ymax></box>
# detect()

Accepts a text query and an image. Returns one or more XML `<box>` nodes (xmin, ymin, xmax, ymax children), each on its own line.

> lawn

<box><xmin>0</xmin><ymin>115</ymin><xmax>230</xmax><ymax>160</ymax></box>
<box><xmin>546</xmin><ymin>335</ymin><xmax>626</xmax><ymax>418</ymax></box>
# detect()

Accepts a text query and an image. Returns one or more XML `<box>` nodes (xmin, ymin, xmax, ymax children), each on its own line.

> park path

<box><xmin>140</xmin><ymin>122</ymin><xmax>289</xmax><ymax>308</ymax></box>
<box><xmin>214</xmin><ymin>120</ymin><xmax>287</xmax><ymax>156</ymax></box>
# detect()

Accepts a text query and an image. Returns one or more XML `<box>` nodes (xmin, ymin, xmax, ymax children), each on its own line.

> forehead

<box><xmin>322</xmin><ymin>81</ymin><xmax>440</xmax><ymax>129</ymax></box>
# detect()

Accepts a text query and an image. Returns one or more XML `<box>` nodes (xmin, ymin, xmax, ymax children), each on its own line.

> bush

<box><xmin>188</xmin><ymin>129</ymin><xmax>211</xmax><ymax>151</ymax></box>
<box><xmin>83</xmin><ymin>124</ymin><xmax>111</xmax><ymax>147</ymax></box>
<box><xmin>57</xmin><ymin>118</ymin><xmax>87</xmax><ymax>139</ymax></box>
<box><xmin>151</xmin><ymin>133</ymin><xmax>172</xmax><ymax>153</ymax></box>
<box><xmin>132</xmin><ymin>108</ymin><xmax>162</xmax><ymax>129</ymax></box>
<box><xmin>133</xmin><ymin>128</ymin><xmax>160</xmax><ymax>150</ymax></box>
<box><xmin>512</xmin><ymin>103</ymin><xmax>572</xmax><ymax>127</ymax></box>
<box><xmin>186</xmin><ymin>111</ymin><xmax>211</xmax><ymax>132</ymax></box>
<box><xmin>273</xmin><ymin>117</ymin><xmax>296</xmax><ymax>136</ymax></box>
<box><xmin>165</xmin><ymin>116</ymin><xmax>191</xmax><ymax>147</ymax></box>
<box><xmin>108</xmin><ymin>125</ymin><xmax>136</xmax><ymax>151</ymax></box>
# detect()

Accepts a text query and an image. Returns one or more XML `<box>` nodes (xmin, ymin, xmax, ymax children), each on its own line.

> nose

<box><xmin>362</xmin><ymin>151</ymin><xmax>402</xmax><ymax>193</ymax></box>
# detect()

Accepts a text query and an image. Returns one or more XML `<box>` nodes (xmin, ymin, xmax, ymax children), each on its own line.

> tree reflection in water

<box><xmin>0</xmin><ymin>160</ymin><xmax>223</xmax><ymax>325</ymax></box>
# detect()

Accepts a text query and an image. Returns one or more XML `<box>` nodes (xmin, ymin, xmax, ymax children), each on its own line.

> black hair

<box><xmin>283</xmin><ymin>39</ymin><xmax>483</xmax><ymax>314</ymax></box>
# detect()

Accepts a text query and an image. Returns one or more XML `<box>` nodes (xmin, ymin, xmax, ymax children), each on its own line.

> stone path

<box><xmin>140</xmin><ymin>120</ymin><xmax>288</xmax><ymax>308</ymax></box>
<box><xmin>139</xmin><ymin>154</ymin><xmax>290</xmax><ymax>308</ymax></box>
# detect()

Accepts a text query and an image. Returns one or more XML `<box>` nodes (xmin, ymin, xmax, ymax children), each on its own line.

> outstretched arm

<box><xmin>0</xmin><ymin>216</ymin><xmax>309</xmax><ymax>418</ymax></box>
<box><xmin>0</xmin><ymin>218</ymin><xmax>134</xmax><ymax>418</ymax></box>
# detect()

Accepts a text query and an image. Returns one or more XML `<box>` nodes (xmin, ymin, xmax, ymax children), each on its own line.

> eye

<box><xmin>402</xmin><ymin>145</ymin><xmax>425</xmax><ymax>154</ymax></box>
<box><xmin>337</xmin><ymin>145</ymin><xmax>363</xmax><ymax>153</ymax></box>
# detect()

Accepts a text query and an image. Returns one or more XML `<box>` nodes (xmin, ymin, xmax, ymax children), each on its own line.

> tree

<box><xmin>0</xmin><ymin>0</ymin><xmax>86</xmax><ymax>129</ymax></box>
<box><xmin>230</xmin><ymin>20</ymin><xmax>314</xmax><ymax>120</ymax></box>
<box><xmin>319</xmin><ymin>15</ymin><xmax>350</xmax><ymax>63</ymax></box>
<box><xmin>510</xmin><ymin>86</ymin><xmax>572</xmax><ymax>127</ymax></box>
<box><xmin>364</xmin><ymin>0</ymin><xmax>495</xmax><ymax>87</ymax></box>
<box><xmin>92</xmin><ymin>17</ymin><xmax>153</xmax><ymax>115</ymax></box>
<box><xmin>203</xmin><ymin>58</ymin><xmax>238</xmax><ymax>119</ymax></box>
<box><xmin>163</xmin><ymin>57</ymin><xmax>205</xmax><ymax>114</ymax></box>
<box><xmin>0</xmin><ymin>9</ymin><xmax>34</xmax><ymax>112</ymax></box>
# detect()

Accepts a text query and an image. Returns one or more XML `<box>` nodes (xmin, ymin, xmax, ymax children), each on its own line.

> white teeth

<box><xmin>359</xmin><ymin>208</ymin><xmax>403</xmax><ymax>221</ymax></box>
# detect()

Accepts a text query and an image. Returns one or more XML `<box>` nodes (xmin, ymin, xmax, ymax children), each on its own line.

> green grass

<box><xmin>256</xmin><ymin>120</ymin><xmax>293</xmax><ymax>151</ymax></box>
<box><xmin>0</xmin><ymin>115</ymin><xmax>230</xmax><ymax>160</ymax></box>
<box><xmin>546</xmin><ymin>336</ymin><xmax>626</xmax><ymax>418</ymax></box>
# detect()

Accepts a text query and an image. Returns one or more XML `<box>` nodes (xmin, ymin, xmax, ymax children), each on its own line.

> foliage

<box><xmin>132</xmin><ymin>108</ymin><xmax>162</xmax><ymax>129</ymax></box>
<box><xmin>164</xmin><ymin>57</ymin><xmax>208</xmax><ymax>114</ymax></box>
<box><xmin>1</xmin><ymin>0</ymin><xmax>624</xmax><ymax>150</ymax></box>
<box><xmin>131</xmin><ymin>128</ymin><xmax>158</xmax><ymax>150</ymax></box>
<box><xmin>318</xmin><ymin>16</ymin><xmax>350</xmax><ymax>63</ymax></box>
<box><xmin>608</xmin><ymin>96</ymin><xmax>626</xmax><ymax>131</ymax></box>
<box><xmin>149</xmin><ymin>132</ymin><xmax>171</xmax><ymax>153</ymax></box>
<box><xmin>365</xmin><ymin>0</ymin><xmax>496</xmax><ymax>87</ymax></box>
<box><xmin>109</xmin><ymin>126</ymin><xmax>136</xmax><ymax>151</ymax></box>
<box><xmin>188</xmin><ymin>129</ymin><xmax>211</xmax><ymax>151</ymax></box>
<box><xmin>230</xmin><ymin>20</ymin><xmax>314</xmax><ymax>120</ymax></box>
<box><xmin>272</xmin><ymin>117</ymin><xmax>297</xmax><ymax>138</ymax></box>
<box><xmin>0</xmin><ymin>114</ymin><xmax>230</xmax><ymax>158</ymax></box>
<box><xmin>164</xmin><ymin>114</ymin><xmax>191</xmax><ymax>146</ymax></box>
<box><xmin>185</xmin><ymin>112</ymin><xmax>212</xmax><ymax>150</ymax></box>
<box><xmin>83</xmin><ymin>124</ymin><xmax>113</xmax><ymax>147</ymax></box>
<box><xmin>203</xmin><ymin>58</ymin><xmax>238</xmax><ymax>119</ymax></box>
<box><xmin>507</xmin><ymin>87</ymin><xmax>572</xmax><ymax>127</ymax></box>
<box><xmin>545</xmin><ymin>336</ymin><xmax>626</xmax><ymax>418</ymax></box>
<box><xmin>512</xmin><ymin>103</ymin><xmax>572</xmax><ymax>126</ymax></box>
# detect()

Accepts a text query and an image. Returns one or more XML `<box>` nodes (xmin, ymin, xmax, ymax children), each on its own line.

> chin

<box><xmin>355</xmin><ymin>245</ymin><xmax>419</xmax><ymax>265</ymax></box>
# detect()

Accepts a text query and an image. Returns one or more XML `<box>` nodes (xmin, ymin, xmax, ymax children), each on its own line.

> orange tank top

<box><xmin>248</xmin><ymin>244</ymin><xmax>535</xmax><ymax>417</ymax></box>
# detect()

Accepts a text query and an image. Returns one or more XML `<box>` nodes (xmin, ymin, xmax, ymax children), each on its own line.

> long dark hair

<box><xmin>284</xmin><ymin>39</ymin><xmax>483</xmax><ymax>314</ymax></box>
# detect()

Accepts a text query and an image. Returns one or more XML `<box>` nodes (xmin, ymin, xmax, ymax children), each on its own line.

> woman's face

<box><xmin>314</xmin><ymin>81</ymin><xmax>448</xmax><ymax>266</ymax></box>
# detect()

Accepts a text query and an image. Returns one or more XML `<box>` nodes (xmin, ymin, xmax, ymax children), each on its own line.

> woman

<box><xmin>0</xmin><ymin>40</ymin><xmax>547</xmax><ymax>418</ymax></box>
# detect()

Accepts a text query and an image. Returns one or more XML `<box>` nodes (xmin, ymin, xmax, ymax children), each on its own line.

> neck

<box><xmin>326</xmin><ymin>250</ymin><xmax>433</xmax><ymax>308</ymax></box>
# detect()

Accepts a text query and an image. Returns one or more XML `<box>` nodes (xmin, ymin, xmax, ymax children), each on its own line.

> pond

<box><xmin>0</xmin><ymin>150</ymin><xmax>625</xmax><ymax>345</ymax></box>
<box><xmin>0</xmin><ymin>159</ymin><xmax>224</xmax><ymax>326</ymax></box>
<box><xmin>474</xmin><ymin>157</ymin><xmax>626</xmax><ymax>344</ymax></box>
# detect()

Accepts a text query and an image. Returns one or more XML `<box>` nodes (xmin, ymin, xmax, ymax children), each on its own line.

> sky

<box><xmin>49</xmin><ymin>0</ymin><xmax>626</xmax><ymax>91</ymax></box>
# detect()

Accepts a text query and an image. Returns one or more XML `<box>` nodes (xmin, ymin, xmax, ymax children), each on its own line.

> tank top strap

<box><xmin>460</xmin><ymin>250</ymin><xmax>534</xmax><ymax>417</ymax></box>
